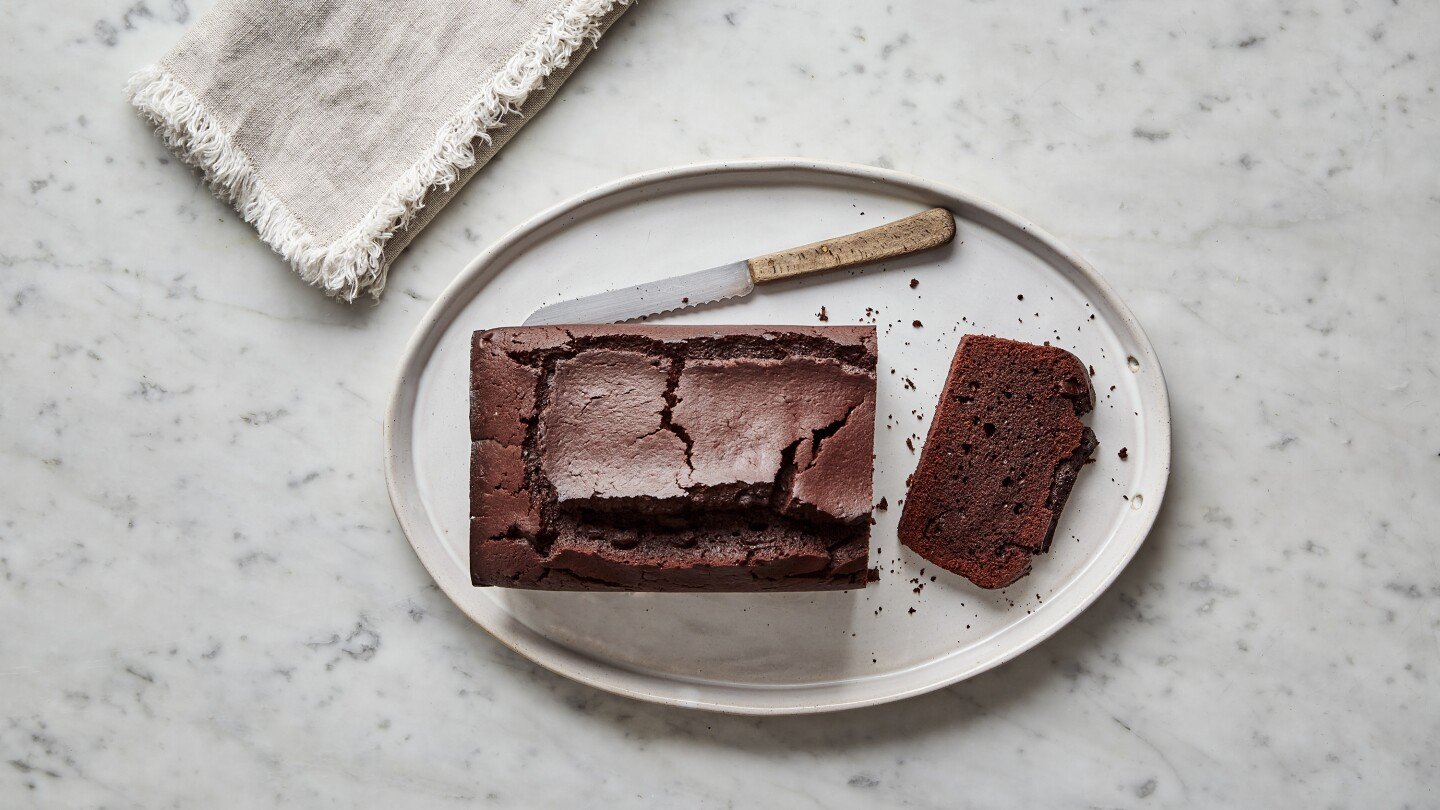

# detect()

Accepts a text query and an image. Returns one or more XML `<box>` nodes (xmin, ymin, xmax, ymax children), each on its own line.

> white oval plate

<box><xmin>385</xmin><ymin>159</ymin><xmax>1170</xmax><ymax>714</ymax></box>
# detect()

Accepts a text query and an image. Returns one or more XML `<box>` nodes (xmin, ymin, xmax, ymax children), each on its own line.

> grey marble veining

<box><xmin>2</xmin><ymin>0</ymin><xmax>1437</xmax><ymax>807</ymax></box>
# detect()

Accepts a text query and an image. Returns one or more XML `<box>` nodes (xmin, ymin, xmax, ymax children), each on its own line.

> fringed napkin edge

<box><xmin>126</xmin><ymin>0</ymin><xmax>630</xmax><ymax>301</ymax></box>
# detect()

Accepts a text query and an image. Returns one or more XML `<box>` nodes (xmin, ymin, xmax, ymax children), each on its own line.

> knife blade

<box><xmin>522</xmin><ymin>207</ymin><xmax>956</xmax><ymax>325</ymax></box>
<box><xmin>522</xmin><ymin>261</ymin><xmax>752</xmax><ymax>326</ymax></box>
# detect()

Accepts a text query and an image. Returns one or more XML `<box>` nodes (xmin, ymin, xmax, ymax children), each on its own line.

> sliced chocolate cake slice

<box><xmin>470</xmin><ymin>325</ymin><xmax>876</xmax><ymax>591</ymax></box>
<box><xmin>898</xmin><ymin>334</ymin><xmax>1097</xmax><ymax>589</ymax></box>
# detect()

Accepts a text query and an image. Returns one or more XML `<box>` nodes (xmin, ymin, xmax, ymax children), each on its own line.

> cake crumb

<box><xmin>876</xmin><ymin>497</ymin><xmax>889</xmax><ymax>511</ymax></box>
<box><xmin>816</xmin><ymin>305</ymin><xmax>829</xmax><ymax>322</ymax></box>
<box><xmin>1118</xmin><ymin>447</ymin><xmax>1129</xmax><ymax>460</ymax></box>
<box><xmin>898</xmin><ymin>335</ymin><xmax>1096</xmax><ymax>590</ymax></box>
<box><xmin>912</xmin><ymin>320</ymin><xmax>923</xmax><ymax>328</ymax></box>
<box><xmin>1017</xmin><ymin>294</ymin><xmax>1024</xmax><ymax>301</ymax></box>
<box><xmin>910</xmin><ymin>278</ymin><xmax>919</xmax><ymax>288</ymax></box>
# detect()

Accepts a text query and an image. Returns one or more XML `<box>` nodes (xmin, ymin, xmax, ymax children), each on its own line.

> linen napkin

<box><xmin>127</xmin><ymin>0</ymin><xmax>632</xmax><ymax>300</ymax></box>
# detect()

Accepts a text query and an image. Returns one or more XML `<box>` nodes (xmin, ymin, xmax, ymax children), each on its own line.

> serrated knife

<box><xmin>523</xmin><ymin>207</ymin><xmax>956</xmax><ymax>325</ymax></box>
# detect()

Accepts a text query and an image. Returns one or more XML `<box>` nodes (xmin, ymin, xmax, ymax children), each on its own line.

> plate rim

<box><xmin>383</xmin><ymin>157</ymin><xmax>1172</xmax><ymax>715</ymax></box>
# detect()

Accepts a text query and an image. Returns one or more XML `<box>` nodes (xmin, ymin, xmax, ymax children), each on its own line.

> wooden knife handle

<box><xmin>746</xmin><ymin>207</ymin><xmax>956</xmax><ymax>284</ymax></box>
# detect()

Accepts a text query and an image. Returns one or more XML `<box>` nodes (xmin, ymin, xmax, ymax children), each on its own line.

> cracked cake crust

<box><xmin>470</xmin><ymin>325</ymin><xmax>877</xmax><ymax>592</ymax></box>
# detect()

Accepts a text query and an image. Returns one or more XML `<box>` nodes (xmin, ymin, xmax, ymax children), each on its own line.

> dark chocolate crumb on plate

<box><xmin>910</xmin><ymin>278</ymin><xmax>919</xmax><ymax>288</ymax></box>
<box><xmin>817</xmin><ymin>305</ymin><xmax>829</xmax><ymax>322</ymax></box>
<box><xmin>912</xmin><ymin>320</ymin><xmax>923</xmax><ymax>328</ymax></box>
<box><xmin>876</xmin><ymin>497</ymin><xmax>888</xmax><ymax>511</ymax></box>
<box><xmin>1118</xmin><ymin>447</ymin><xmax>1129</xmax><ymax>460</ymax></box>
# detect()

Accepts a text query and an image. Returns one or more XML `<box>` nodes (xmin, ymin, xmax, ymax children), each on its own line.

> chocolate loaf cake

<box><xmin>897</xmin><ymin>334</ymin><xmax>1097</xmax><ymax>589</ymax></box>
<box><xmin>470</xmin><ymin>325</ymin><xmax>877</xmax><ymax>591</ymax></box>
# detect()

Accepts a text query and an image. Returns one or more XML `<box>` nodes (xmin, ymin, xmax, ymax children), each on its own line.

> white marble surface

<box><xmin>2</xmin><ymin>0</ymin><xmax>1437</xmax><ymax>806</ymax></box>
